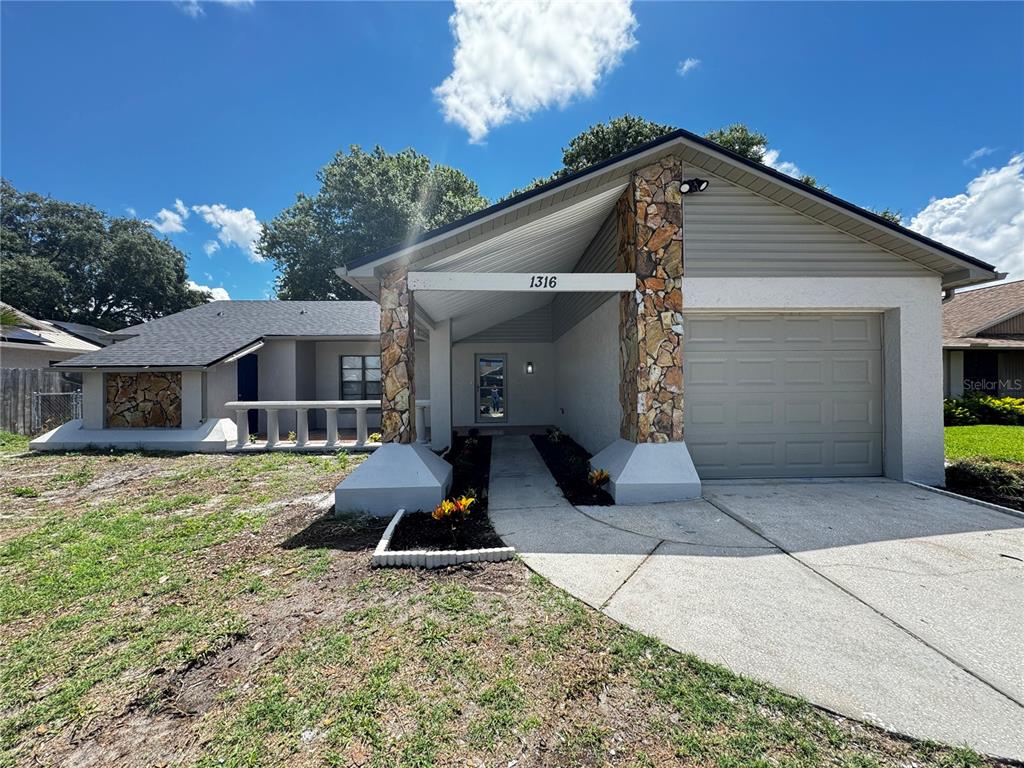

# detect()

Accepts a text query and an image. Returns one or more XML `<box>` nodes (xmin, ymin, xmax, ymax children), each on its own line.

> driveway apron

<box><xmin>487</xmin><ymin>435</ymin><xmax>1024</xmax><ymax>761</ymax></box>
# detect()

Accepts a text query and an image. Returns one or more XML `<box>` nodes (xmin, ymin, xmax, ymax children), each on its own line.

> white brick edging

<box><xmin>371</xmin><ymin>508</ymin><xmax>516</xmax><ymax>569</ymax></box>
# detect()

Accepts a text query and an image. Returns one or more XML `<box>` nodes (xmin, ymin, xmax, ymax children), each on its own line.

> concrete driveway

<box><xmin>488</xmin><ymin>436</ymin><xmax>1024</xmax><ymax>761</ymax></box>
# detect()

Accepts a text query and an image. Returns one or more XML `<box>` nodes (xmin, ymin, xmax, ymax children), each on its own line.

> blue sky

<box><xmin>3</xmin><ymin>1</ymin><xmax>1023</xmax><ymax>299</ymax></box>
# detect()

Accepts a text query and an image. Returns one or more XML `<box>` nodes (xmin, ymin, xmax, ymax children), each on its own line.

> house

<box><xmin>36</xmin><ymin>300</ymin><xmax>397</xmax><ymax>451</ymax></box>
<box><xmin>942</xmin><ymin>280</ymin><xmax>1024</xmax><ymax>398</ymax></box>
<box><xmin>33</xmin><ymin>128</ymin><xmax>1000</xmax><ymax>512</ymax></box>
<box><xmin>0</xmin><ymin>303</ymin><xmax>102</xmax><ymax>368</ymax></box>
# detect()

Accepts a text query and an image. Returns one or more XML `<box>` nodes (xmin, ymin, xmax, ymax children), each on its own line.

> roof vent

<box><xmin>217</xmin><ymin>310</ymin><xmax>225</xmax><ymax>317</ymax></box>
<box><xmin>299</xmin><ymin>309</ymin><xmax>307</xmax><ymax>314</ymax></box>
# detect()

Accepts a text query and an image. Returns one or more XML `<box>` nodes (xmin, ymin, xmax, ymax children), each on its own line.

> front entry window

<box><xmin>476</xmin><ymin>354</ymin><xmax>507</xmax><ymax>423</ymax></box>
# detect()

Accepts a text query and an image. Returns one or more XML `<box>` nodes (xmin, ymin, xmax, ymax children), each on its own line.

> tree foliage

<box><xmin>703</xmin><ymin>123</ymin><xmax>769</xmax><ymax>163</ymax></box>
<box><xmin>259</xmin><ymin>146</ymin><xmax>488</xmax><ymax>300</ymax></box>
<box><xmin>0</xmin><ymin>180</ymin><xmax>207</xmax><ymax>330</ymax></box>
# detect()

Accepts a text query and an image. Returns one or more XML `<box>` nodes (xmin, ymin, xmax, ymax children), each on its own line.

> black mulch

<box><xmin>389</xmin><ymin>434</ymin><xmax>505</xmax><ymax>551</ymax></box>
<box><xmin>530</xmin><ymin>432</ymin><xmax>614</xmax><ymax>506</ymax></box>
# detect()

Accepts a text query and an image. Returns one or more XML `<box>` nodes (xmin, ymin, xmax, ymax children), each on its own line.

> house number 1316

<box><xmin>529</xmin><ymin>275</ymin><xmax>558</xmax><ymax>289</ymax></box>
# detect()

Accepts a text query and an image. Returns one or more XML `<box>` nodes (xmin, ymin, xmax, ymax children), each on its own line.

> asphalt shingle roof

<box><xmin>55</xmin><ymin>301</ymin><xmax>380</xmax><ymax>368</ymax></box>
<box><xmin>943</xmin><ymin>281</ymin><xmax>1024</xmax><ymax>349</ymax></box>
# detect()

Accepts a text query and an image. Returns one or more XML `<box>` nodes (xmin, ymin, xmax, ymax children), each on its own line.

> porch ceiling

<box><xmin>349</xmin><ymin>183</ymin><xmax>627</xmax><ymax>341</ymax></box>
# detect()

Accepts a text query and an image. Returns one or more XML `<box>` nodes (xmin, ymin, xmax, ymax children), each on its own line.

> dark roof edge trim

<box><xmin>349</xmin><ymin>127</ymin><xmax>998</xmax><ymax>275</ymax></box>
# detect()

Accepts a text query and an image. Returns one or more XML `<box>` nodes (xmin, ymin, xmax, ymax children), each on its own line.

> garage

<box><xmin>683</xmin><ymin>313</ymin><xmax>883</xmax><ymax>478</ymax></box>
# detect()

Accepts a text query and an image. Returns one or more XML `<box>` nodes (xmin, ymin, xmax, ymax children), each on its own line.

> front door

<box><xmin>237</xmin><ymin>353</ymin><xmax>259</xmax><ymax>434</ymax></box>
<box><xmin>475</xmin><ymin>354</ymin><xmax>507</xmax><ymax>423</ymax></box>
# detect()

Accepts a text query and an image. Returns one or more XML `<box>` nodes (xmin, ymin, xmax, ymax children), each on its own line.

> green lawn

<box><xmin>945</xmin><ymin>425</ymin><xmax>1024</xmax><ymax>462</ymax></box>
<box><xmin>0</xmin><ymin>434</ymin><xmax>995</xmax><ymax>768</ymax></box>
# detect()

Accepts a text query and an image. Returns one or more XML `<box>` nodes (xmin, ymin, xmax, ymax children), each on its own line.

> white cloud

<box><xmin>434</xmin><ymin>0</ymin><xmax>637</xmax><ymax>143</ymax></box>
<box><xmin>677</xmin><ymin>57</ymin><xmax>700</xmax><ymax>77</ymax></box>
<box><xmin>177</xmin><ymin>0</ymin><xmax>253</xmax><ymax>17</ymax></box>
<box><xmin>187</xmin><ymin>280</ymin><xmax>231</xmax><ymax>301</ymax></box>
<box><xmin>125</xmin><ymin>206</ymin><xmax>137</xmax><ymax>217</ymax></box>
<box><xmin>174</xmin><ymin>198</ymin><xmax>189</xmax><ymax>219</ymax></box>
<box><xmin>203</xmin><ymin>240</ymin><xmax>221</xmax><ymax>256</ymax></box>
<box><xmin>963</xmin><ymin>146</ymin><xmax>997</xmax><ymax>167</ymax></box>
<box><xmin>908</xmin><ymin>154</ymin><xmax>1024</xmax><ymax>279</ymax></box>
<box><xmin>762</xmin><ymin>148</ymin><xmax>803</xmax><ymax>179</ymax></box>
<box><xmin>192</xmin><ymin>203</ymin><xmax>263</xmax><ymax>261</ymax></box>
<box><xmin>148</xmin><ymin>207</ymin><xmax>187</xmax><ymax>234</ymax></box>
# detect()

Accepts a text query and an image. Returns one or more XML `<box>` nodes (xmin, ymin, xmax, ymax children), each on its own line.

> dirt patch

<box><xmin>389</xmin><ymin>508</ymin><xmax>504</xmax><ymax>551</ymax></box>
<box><xmin>531</xmin><ymin>432</ymin><xmax>614</xmax><ymax>506</ymax></box>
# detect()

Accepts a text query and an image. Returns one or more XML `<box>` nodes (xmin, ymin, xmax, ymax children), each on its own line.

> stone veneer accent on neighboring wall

<box><xmin>617</xmin><ymin>155</ymin><xmax>684</xmax><ymax>443</ymax></box>
<box><xmin>379</xmin><ymin>266</ymin><xmax>416</xmax><ymax>443</ymax></box>
<box><xmin>105</xmin><ymin>372</ymin><xmax>183</xmax><ymax>428</ymax></box>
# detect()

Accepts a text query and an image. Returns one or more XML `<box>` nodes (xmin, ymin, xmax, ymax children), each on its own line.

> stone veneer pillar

<box><xmin>335</xmin><ymin>263</ymin><xmax>452</xmax><ymax>516</ymax></box>
<box><xmin>379</xmin><ymin>265</ymin><xmax>416</xmax><ymax>444</ymax></box>
<box><xmin>589</xmin><ymin>153</ymin><xmax>700</xmax><ymax>504</ymax></box>
<box><xmin>617</xmin><ymin>155</ymin><xmax>684</xmax><ymax>443</ymax></box>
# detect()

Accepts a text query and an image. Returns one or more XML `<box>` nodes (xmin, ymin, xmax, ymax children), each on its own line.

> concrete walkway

<box><xmin>488</xmin><ymin>435</ymin><xmax>1024</xmax><ymax>761</ymax></box>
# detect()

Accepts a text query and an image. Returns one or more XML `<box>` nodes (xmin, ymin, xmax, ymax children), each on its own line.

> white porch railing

<box><xmin>223</xmin><ymin>399</ymin><xmax>430</xmax><ymax>450</ymax></box>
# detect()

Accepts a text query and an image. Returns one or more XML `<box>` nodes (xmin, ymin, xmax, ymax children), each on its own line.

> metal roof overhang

<box><xmin>340</xmin><ymin>130</ymin><xmax>999</xmax><ymax>341</ymax></box>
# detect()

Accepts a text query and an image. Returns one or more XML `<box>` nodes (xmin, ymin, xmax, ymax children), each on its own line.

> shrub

<box><xmin>943</xmin><ymin>399</ymin><xmax>979</xmax><ymax>426</ymax></box>
<box><xmin>546</xmin><ymin>427</ymin><xmax>564</xmax><ymax>443</ymax></box>
<box><xmin>945</xmin><ymin>459</ymin><xmax>1024</xmax><ymax>500</ymax></box>
<box><xmin>943</xmin><ymin>395</ymin><xmax>1024</xmax><ymax>426</ymax></box>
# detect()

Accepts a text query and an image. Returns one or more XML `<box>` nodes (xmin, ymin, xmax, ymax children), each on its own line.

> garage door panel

<box><xmin>685</xmin><ymin>393</ymin><xmax>882</xmax><ymax>433</ymax></box>
<box><xmin>686</xmin><ymin>314</ymin><xmax>882</xmax><ymax>351</ymax></box>
<box><xmin>688</xmin><ymin>434</ymin><xmax>882</xmax><ymax>479</ymax></box>
<box><xmin>684</xmin><ymin>313</ymin><xmax>882</xmax><ymax>478</ymax></box>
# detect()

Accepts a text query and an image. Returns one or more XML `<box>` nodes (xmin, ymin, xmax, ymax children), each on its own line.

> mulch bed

<box><xmin>530</xmin><ymin>431</ymin><xmax>614</xmax><ymax>506</ymax></box>
<box><xmin>389</xmin><ymin>434</ymin><xmax>505</xmax><ymax>551</ymax></box>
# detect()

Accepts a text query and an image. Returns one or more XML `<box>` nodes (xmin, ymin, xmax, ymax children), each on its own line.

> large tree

<box><xmin>259</xmin><ymin>146</ymin><xmax>488</xmax><ymax>300</ymax></box>
<box><xmin>1</xmin><ymin>180</ymin><xmax>207</xmax><ymax>330</ymax></box>
<box><xmin>507</xmin><ymin>116</ymin><xmax>832</xmax><ymax>196</ymax></box>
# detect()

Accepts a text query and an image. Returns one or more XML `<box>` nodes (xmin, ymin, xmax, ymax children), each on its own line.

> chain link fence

<box><xmin>31</xmin><ymin>391</ymin><xmax>82</xmax><ymax>434</ymax></box>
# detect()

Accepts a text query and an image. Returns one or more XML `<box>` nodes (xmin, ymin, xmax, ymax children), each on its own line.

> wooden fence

<box><xmin>0</xmin><ymin>368</ymin><xmax>81</xmax><ymax>435</ymax></box>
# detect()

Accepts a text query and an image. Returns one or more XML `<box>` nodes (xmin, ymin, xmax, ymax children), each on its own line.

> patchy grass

<box><xmin>0</xmin><ymin>449</ymin><xmax>1003</xmax><ymax>768</ymax></box>
<box><xmin>0</xmin><ymin>432</ymin><xmax>28</xmax><ymax>455</ymax></box>
<box><xmin>945</xmin><ymin>425</ymin><xmax>1024</xmax><ymax>462</ymax></box>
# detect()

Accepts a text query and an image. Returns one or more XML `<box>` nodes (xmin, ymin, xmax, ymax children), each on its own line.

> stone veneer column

<box><xmin>379</xmin><ymin>265</ymin><xmax>416</xmax><ymax>443</ymax></box>
<box><xmin>617</xmin><ymin>155</ymin><xmax>684</xmax><ymax>444</ymax></box>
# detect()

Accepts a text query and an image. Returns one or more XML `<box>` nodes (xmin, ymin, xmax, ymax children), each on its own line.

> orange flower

<box><xmin>432</xmin><ymin>499</ymin><xmax>457</xmax><ymax>521</ymax></box>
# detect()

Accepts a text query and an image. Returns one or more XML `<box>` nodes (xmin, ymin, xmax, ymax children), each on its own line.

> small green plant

<box><xmin>546</xmin><ymin>426</ymin><xmax>564</xmax><ymax>443</ymax></box>
<box><xmin>248</xmin><ymin>433</ymin><xmax>258</xmax><ymax>444</ymax></box>
<box><xmin>11</xmin><ymin>486</ymin><xmax>39</xmax><ymax>498</ymax></box>
<box><xmin>368</xmin><ymin>431</ymin><xmax>382</xmax><ymax>443</ymax></box>
<box><xmin>287</xmin><ymin>431</ymin><xmax>297</xmax><ymax>442</ymax></box>
<box><xmin>944</xmin><ymin>395</ymin><xmax>1024</xmax><ymax>426</ymax></box>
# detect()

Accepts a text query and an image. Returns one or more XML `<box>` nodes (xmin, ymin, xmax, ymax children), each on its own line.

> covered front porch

<box><xmin>335</xmin><ymin>153</ymin><xmax>700</xmax><ymax>514</ymax></box>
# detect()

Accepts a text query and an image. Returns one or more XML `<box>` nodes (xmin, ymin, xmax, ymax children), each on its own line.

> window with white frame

<box><xmin>339</xmin><ymin>355</ymin><xmax>381</xmax><ymax>400</ymax></box>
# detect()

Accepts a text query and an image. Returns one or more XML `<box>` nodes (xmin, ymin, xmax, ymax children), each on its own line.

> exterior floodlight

<box><xmin>681</xmin><ymin>178</ymin><xmax>710</xmax><ymax>195</ymax></box>
<box><xmin>525</xmin><ymin>361</ymin><xmax>534</xmax><ymax>375</ymax></box>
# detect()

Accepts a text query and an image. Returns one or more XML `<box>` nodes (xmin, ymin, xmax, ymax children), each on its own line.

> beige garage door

<box><xmin>683</xmin><ymin>313</ymin><xmax>883</xmax><ymax>479</ymax></box>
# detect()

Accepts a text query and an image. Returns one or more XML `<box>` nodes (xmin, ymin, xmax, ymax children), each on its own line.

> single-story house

<box><xmin>942</xmin><ymin>280</ymin><xmax>1023</xmax><ymax>398</ymax></box>
<box><xmin>1</xmin><ymin>303</ymin><xmax>102</xmax><ymax>368</ymax></box>
<box><xmin>34</xmin><ymin>128</ymin><xmax>1000</xmax><ymax>512</ymax></box>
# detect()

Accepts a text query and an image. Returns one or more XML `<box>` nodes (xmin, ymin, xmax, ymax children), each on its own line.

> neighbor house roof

<box><xmin>943</xmin><ymin>280</ymin><xmax>1024</xmax><ymax>350</ymax></box>
<box><xmin>344</xmin><ymin>127</ymin><xmax>999</xmax><ymax>292</ymax></box>
<box><xmin>54</xmin><ymin>301</ymin><xmax>381</xmax><ymax>369</ymax></box>
<box><xmin>46</xmin><ymin>319</ymin><xmax>116</xmax><ymax>347</ymax></box>
<box><xmin>0</xmin><ymin>302</ymin><xmax>102</xmax><ymax>356</ymax></box>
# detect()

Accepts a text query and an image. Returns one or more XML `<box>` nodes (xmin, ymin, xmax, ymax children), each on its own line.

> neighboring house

<box><xmin>46</xmin><ymin>320</ymin><xmax>115</xmax><ymax>348</ymax></box>
<box><xmin>942</xmin><ymin>280</ymin><xmax>1024</xmax><ymax>398</ymax></box>
<box><xmin>38</xmin><ymin>301</ymin><xmax>411</xmax><ymax>450</ymax></box>
<box><xmin>34</xmin><ymin>128</ymin><xmax>999</xmax><ymax>512</ymax></box>
<box><xmin>0</xmin><ymin>303</ymin><xmax>101</xmax><ymax>368</ymax></box>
